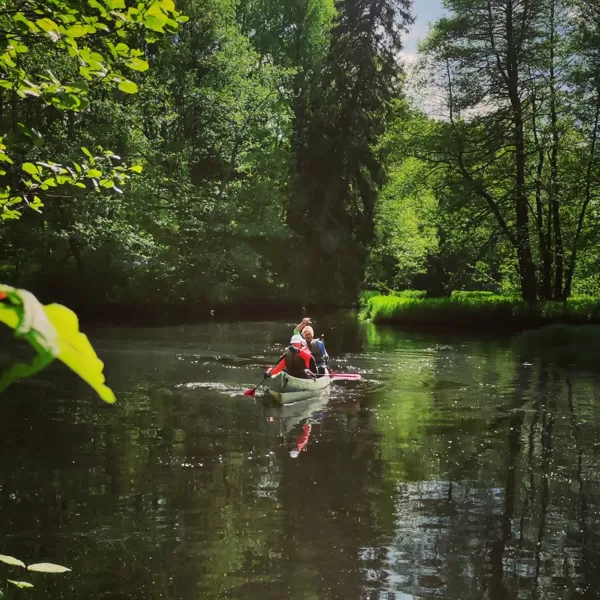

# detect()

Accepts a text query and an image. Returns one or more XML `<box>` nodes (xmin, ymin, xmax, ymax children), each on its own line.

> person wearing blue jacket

<box><xmin>294</xmin><ymin>318</ymin><xmax>329</xmax><ymax>374</ymax></box>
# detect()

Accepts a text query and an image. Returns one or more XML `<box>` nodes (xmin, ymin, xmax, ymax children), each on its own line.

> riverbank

<box><xmin>360</xmin><ymin>291</ymin><xmax>600</xmax><ymax>333</ymax></box>
<box><xmin>70</xmin><ymin>298</ymin><xmax>357</xmax><ymax>326</ymax></box>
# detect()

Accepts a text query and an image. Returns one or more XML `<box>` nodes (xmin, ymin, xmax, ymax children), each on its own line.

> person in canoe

<box><xmin>267</xmin><ymin>334</ymin><xmax>317</xmax><ymax>379</ymax></box>
<box><xmin>295</xmin><ymin>317</ymin><xmax>329</xmax><ymax>374</ymax></box>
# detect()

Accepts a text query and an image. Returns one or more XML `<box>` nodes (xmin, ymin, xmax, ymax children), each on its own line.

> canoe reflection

<box><xmin>263</xmin><ymin>391</ymin><xmax>330</xmax><ymax>457</ymax></box>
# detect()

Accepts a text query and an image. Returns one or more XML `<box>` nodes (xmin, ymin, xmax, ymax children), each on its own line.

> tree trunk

<box><xmin>531</xmin><ymin>80</ymin><xmax>552</xmax><ymax>299</ymax></box>
<box><xmin>69</xmin><ymin>236</ymin><xmax>86</xmax><ymax>278</ymax></box>
<box><xmin>506</xmin><ymin>1</ymin><xmax>537</xmax><ymax>303</ymax></box>
<box><xmin>549</xmin><ymin>0</ymin><xmax>564</xmax><ymax>300</ymax></box>
<box><xmin>563</xmin><ymin>94</ymin><xmax>600</xmax><ymax>299</ymax></box>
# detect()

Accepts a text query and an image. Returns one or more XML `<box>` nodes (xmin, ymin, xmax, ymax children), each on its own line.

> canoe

<box><xmin>268</xmin><ymin>369</ymin><xmax>331</xmax><ymax>405</ymax></box>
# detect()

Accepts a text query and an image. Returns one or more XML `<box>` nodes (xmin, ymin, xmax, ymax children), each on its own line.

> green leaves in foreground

<box><xmin>0</xmin><ymin>554</ymin><xmax>70</xmax><ymax>574</ymax></box>
<box><xmin>27</xmin><ymin>564</ymin><xmax>71</xmax><ymax>574</ymax></box>
<box><xmin>0</xmin><ymin>554</ymin><xmax>72</xmax><ymax>597</ymax></box>
<box><xmin>7</xmin><ymin>581</ymin><xmax>34</xmax><ymax>589</ymax></box>
<box><xmin>0</xmin><ymin>556</ymin><xmax>25</xmax><ymax>569</ymax></box>
<box><xmin>0</xmin><ymin>285</ymin><xmax>116</xmax><ymax>403</ymax></box>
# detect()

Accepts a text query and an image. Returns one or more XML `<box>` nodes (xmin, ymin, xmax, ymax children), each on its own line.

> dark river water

<box><xmin>2</xmin><ymin>312</ymin><xmax>600</xmax><ymax>599</ymax></box>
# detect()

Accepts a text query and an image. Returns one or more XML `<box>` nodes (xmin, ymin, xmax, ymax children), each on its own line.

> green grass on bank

<box><xmin>359</xmin><ymin>290</ymin><xmax>600</xmax><ymax>329</ymax></box>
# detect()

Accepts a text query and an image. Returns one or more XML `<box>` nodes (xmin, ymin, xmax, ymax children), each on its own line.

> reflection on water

<box><xmin>2</xmin><ymin>314</ymin><xmax>600</xmax><ymax>599</ymax></box>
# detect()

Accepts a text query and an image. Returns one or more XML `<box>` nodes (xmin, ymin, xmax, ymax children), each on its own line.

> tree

<box><xmin>418</xmin><ymin>0</ymin><xmax>547</xmax><ymax>302</ymax></box>
<box><xmin>291</xmin><ymin>0</ymin><xmax>413</xmax><ymax>300</ymax></box>
<box><xmin>0</xmin><ymin>0</ymin><xmax>186</xmax><ymax>221</ymax></box>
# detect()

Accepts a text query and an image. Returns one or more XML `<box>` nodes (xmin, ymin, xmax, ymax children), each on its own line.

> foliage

<box><xmin>289</xmin><ymin>0</ymin><xmax>414</xmax><ymax>300</ymax></box>
<box><xmin>0</xmin><ymin>553</ymin><xmax>71</xmax><ymax>597</ymax></box>
<box><xmin>0</xmin><ymin>0</ymin><xmax>186</xmax><ymax>221</ymax></box>
<box><xmin>391</xmin><ymin>290</ymin><xmax>427</xmax><ymax>298</ymax></box>
<box><xmin>0</xmin><ymin>284</ymin><xmax>115</xmax><ymax>402</ymax></box>
<box><xmin>361</xmin><ymin>292</ymin><xmax>600</xmax><ymax>328</ymax></box>
<box><xmin>367</xmin><ymin>0</ymin><xmax>600</xmax><ymax>303</ymax></box>
<box><xmin>450</xmin><ymin>290</ymin><xmax>495</xmax><ymax>300</ymax></box>
<box><xmin>365</xmin><ymin>155</ymin><xmax>438</xmax><ymax>290</ymax></box>
<box><xmin>10</xmin><ymin>0</ymin><xmax>600</xmax><ymax>311</ymax></box>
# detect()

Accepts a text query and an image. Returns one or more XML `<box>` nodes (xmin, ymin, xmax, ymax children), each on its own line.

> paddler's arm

<box><xmin>294</xmin><ymin>317</ymin><xmax>311</xmax><ymax>335</ymax></box>
<box><xmin>268</xmin><ymin>356</ymin><xmax>286</xmax><ymax>377</ymax></box>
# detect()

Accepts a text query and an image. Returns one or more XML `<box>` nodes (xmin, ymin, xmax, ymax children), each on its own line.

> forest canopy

<box><xmin>1</xmin><ymin>0</ymin><xmax>599</xmax><ymax>316</ymax></box>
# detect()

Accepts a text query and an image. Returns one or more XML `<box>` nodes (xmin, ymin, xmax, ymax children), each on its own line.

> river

<box><xmin>1</xmin><ymin>311</ymin><xmax>600</xmax><ymax>599</ymax></box>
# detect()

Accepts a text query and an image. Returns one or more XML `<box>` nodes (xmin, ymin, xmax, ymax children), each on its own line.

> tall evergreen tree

<box><xmin>291</xmin><ymin>0</ymin><xmax>413</xmax><ymax>300</ymax></box>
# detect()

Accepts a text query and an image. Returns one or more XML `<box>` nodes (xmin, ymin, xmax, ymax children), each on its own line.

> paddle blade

<box><xmin>331</xmin><ymin>373</ymin><xmax>362</xmax><ymax>381</ymax></box>
<box><xmin>244</xmin><ymin>389</ymin><xmax>257</xmax><ymax>397</ymax></box>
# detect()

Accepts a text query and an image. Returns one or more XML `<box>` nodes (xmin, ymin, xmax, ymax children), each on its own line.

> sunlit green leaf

<box><xmin>0</xmin><ymin>555</ymin><xmax>25</xmax><ymax>569</ymax></box>
<box><xmin>7</xmin><ymin>581</ymin><xmax>34</xmax><ymax>589</ymax></box>
<box><xmin>27</xmin><ymin>563</ymin><xmax>71</xmax><ymax>574</ymax></box>
<box><xmin>144</xmin><ymin>15</ymin><xmax>165</xmax><ymax>32</ymax></box>
<box><xmin>126</xmin><ymin>58</ymin><xmax>149</xmax><ymax>72</ymax></box>
<box><xmin>21</xmin><ymin>163</ymin><xmax>39</xmax><ymax>176</ymax></box>
<box><xmin>104</xmin><ymin>0</ymin><xmax>126</xmax><ymax>8</ymax></box>
<box><xmin>36</xmin><ymin>18</ymin><xmax>60</xmax><ymax>40</ymax></box>
<box><xmin>65</xmin><ymin>24</ymin><xmax>88</xmax><ymax>38</ymax></box>
<box><xmin>118</xmin><ymin>79</ymin><xmax>138</xmax><ymax>94</ymax></box>
<box><xmin>0</xmin><ymin>286</ymin><xmax>115</xmax><ymax>404</ymax></box>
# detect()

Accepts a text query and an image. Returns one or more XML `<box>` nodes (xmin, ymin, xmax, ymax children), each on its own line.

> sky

<box><xmin>403</xmin><ymin>0</ymin><xmax>445</xmax><ymax>60</ymax></box>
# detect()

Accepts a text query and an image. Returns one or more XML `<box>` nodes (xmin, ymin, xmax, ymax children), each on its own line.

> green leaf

<box><xmin>144</xmin><ymin>15</ymin><xmax>166</xmax><ymax>32</ymax></box>
<box><xmin>0</xmin><ymin>286</ymin><xmax>116</xmax><ymax>403</ymax></box>
<box><xmin>0</xmin><ymin>555</ymin><xmax>26</xmax><ymax>569</ymax></box>
<box><xmin>13</xmin><ymin>13</ymin><xmax>39</xmax><ymax>34</ymax></box>
<box><xmin>104</xmin><ymin>0</ymin><xmax>126</xmax><ymax>8</ymax></box>
<box><xmin>36</xmin><ymin>18</ymin><xmax>60</xmax><ymax>40</ymax></box>
<box><xmin>27</xmin><ymin>563</ymin><xmax>71</xmax><ymax>574</ymax></box>
<box><xmin>118</xmin><ymin>80</ymin><xmax>138</xmax><ymax>94</ymax></box>
<box><xmin>88</xmin><ymin>0</ymin><xmax>107</xmax><ymax>13</ymax></box>
<box><xmin>65</xmin><ymin>24</ymin><xmax>88</xmax><ymax>38</ymax></box>
<box><xmin>7</xmin><ymin>581</ymin><xmax>34</xmax><ymax>589</ymax></box>
<box><xmin>126</xmin><ymin>58</ymin><xmax>149</xmax><ymax>72</ymax></box>
<box><xmin>43</xmin><ymin>305</ymin><xmax>116</xmax><ymax>404</ymax></box>
<box><xmin>52</xmin><ymin>92</ymin><xmax>81</xmax><ymax>110</ymax></box>
<box><xmin>21</xmin><ymin>163</ymin><xmax>39</xmax><ymax>176</ymax></box>
<box><xmin>86</xmin><ymin>169</ymin><xmax>102</xmax><ymax>178</ymax></box>
<box><xmin>129</xmin><ymin>165</ymin><xmax>143</xmax><ymax>173</ymax></box>
<box><xmin>17</xmin><ymin>123</ymin><xmax>32</xmax><ymax>138</ymax></box>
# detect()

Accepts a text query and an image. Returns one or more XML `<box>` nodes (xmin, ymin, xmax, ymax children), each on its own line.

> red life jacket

<box><xmin>270</xmin><ymin>345</ymin><xmax>315</xmax><ymax>378</ymax></box>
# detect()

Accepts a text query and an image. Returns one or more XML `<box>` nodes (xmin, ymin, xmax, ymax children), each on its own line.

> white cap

<box><xmin>290</xmin><ymin>334</ymin><xmax>303</xmax><ymax>345</ymax></box>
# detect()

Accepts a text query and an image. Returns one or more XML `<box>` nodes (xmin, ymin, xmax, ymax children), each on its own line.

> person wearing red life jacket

<box><xmin>267</xmin><ymin>334</ymin><xmax>317</xmax><ymax>379</ymax></box>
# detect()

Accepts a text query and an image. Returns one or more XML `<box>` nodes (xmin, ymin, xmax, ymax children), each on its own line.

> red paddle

<box><xmin>244</xmin><ymin>375</ymin><xmax>267</xmax><ymax>397</ymax></box>
<box><xmin>244</xmin><ymin>353</ymin><xmax>285</xmax><ymax>397</ymax></box>
<box><xmin>329</xmin><ymin>371</ymin><xmax>362</xmax><ymax>381</ymax></box>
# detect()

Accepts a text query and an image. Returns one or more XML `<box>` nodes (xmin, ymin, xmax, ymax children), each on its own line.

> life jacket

<box><xmin>284</xmin><ymin>346</ymin><xmax>310</xmax><ymax>378</ymax></box>
<box><xmin>309</xmin><ymin>339</ymin><xmax>325</xmax><ymax>365</ymax></box>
